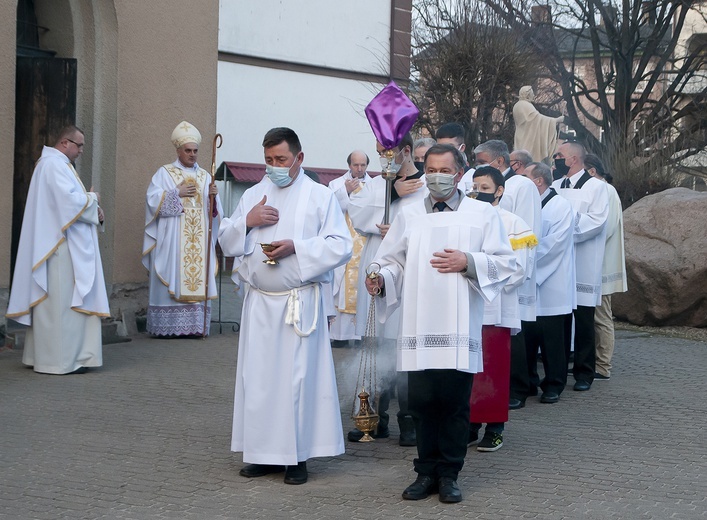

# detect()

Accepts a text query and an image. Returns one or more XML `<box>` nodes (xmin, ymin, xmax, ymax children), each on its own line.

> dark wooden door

<box><xmin>12</xmin><ymin>57</ymin><xmax>77</xmax><ymax>279</ymax></box>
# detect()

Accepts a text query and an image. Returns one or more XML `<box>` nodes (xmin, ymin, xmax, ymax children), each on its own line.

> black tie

<box><xmin>561</xmin><ymin>178</ymin><xmax>571</xmax><ymax>189</ymax></box>
<box><xmin>433</xmin><ymin>201</ymin><xmax>448</xmax><ymax>212</ymax></box>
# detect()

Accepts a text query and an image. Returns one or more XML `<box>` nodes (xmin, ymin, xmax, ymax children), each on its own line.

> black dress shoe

<box><xmin>402</xmin><ymin>475</ymin><xmax>437</xmax><ymax>500</ymax></box>
<box><xmin>508</xmin><ymin>398</ymin><xmax>525</xmax><ymax>410</ymax></box>
<box><xmin>239</xmin><ymin>464</ymin><xmax>285</xmax><ymax>478</ymax></box>
<box><xmin>573</xmin><ymin>380</ymin><xmax>591</xmax><ymax>391</ymax></box>
<box><xmin>540</xmin><ymin>391</ymin><xmax>560</xmax><ymax>403</ymax></box>
<box><xmin>399</xmin><ymin>431</ymin><xmax>417</xmax><ymax>447</ymax></box>
<box><xmin>284</xmin><ymin>461</ymin><xmax>308</xmax><ymax>485</ymax></box>
<box><xmin>66</xmin><ymin>367</ymin><xmax>88</xmax><ymax>375</ymax></box>
<box><xmin>438</xmin><ymin>477</ymin><xmax>462</xmax><ymax>503</ymax></box>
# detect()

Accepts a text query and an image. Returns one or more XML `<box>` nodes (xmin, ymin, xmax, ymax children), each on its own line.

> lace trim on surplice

<box><xmin>399</xmin><ymin>334</ymin><xmax>481</xmax><ymax>353</ymax></box>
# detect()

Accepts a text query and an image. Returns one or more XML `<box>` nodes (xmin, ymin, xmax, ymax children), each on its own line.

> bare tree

<box><xmin>481</xmin><ymin>0</ymin><xmax>707</xmax><ymax>205</ymax></box>
<box><xmin>411</xmin><ymin>0</ymin><xmax>543</xmax><ymax>150</ymax></box>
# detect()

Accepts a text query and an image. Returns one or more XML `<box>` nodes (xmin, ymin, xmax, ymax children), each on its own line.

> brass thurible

<box><xmin>352</xmin><ymin>389</ymin><xmax>379</xmax><ymax>442</ymax></box>
<box><xmin>351</xmin><ymin>261</ymin><xmax>382</xmax><ymax>440</ymax></box>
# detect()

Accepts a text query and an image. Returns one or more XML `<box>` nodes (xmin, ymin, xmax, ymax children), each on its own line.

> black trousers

<box><xmin>377</xmin><ymin>371</ymin><xmax>410</xmax><ymax>430</ymax></box>
<box><xmin>524</xmin><ymin>314</ymin><xmax>570</xmax><ymax>394</ymax></box>
<box><xmin>509</xmin><ymin>326</ymin><xmax>530</xmax><ymax>400</ymax></box>
<box><xmin>566</xmin><ymin>305</ymin><xmax>596</xmax><ymax>384</ymax></box>
<box><xmin>408</xmin><ymin>370</ymin><xmax>473</xmax><ymax>479</ymax></box>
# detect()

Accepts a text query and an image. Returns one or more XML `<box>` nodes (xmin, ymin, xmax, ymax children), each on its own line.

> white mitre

<box><xmin>171</xmin><ymin>121</ymin><xmax>202</xmax><ymax>148</ymax></box>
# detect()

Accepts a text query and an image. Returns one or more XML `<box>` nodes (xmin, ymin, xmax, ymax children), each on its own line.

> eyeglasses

<box><xmin>67</xmin><ymin>138</ymin><xmax>85</xmax><ymax>148</ymax></box>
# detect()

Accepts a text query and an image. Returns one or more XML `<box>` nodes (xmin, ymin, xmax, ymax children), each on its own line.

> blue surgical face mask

<box><xmin>265</xmin><ymin>157</ymin><xmax>297</xmax><ymax>187</ymax></box>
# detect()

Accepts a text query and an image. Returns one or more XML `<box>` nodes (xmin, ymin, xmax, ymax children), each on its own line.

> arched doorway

<box><xmin>11</xmin><ymin>0</ymin><xmax>119</xmax><ymax>289</ymax></box>
<box><xmin>12</xmin><ymin>0</ymin><xmax>77</xmax><ymax>280</ymax></box>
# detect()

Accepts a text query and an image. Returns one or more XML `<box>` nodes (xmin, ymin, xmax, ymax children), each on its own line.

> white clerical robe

<box><xmin>535</xmin><ymin>189</ymin><xmax>577</xmax><ymax>316</ymax></box>
<box><xmin>218</xmin><ymin>170</ymin><xmax>352</xmax><ymax>465</ymax></box>
<box><xmin>601</xmin><ymin>183</ymin><xmax>628</xmax><ymax>295</ymax></box>
<box><xmin>328</xmin><ymin>171</ymin><xmax>372</xmax><ymax>341</ymax></box>
<box><xmin>142</xmin><ymin>160</ymin><xmax>222</xmax><ymax>336</ymax></box>
<box><xmin>483</xmin><ymin>207</ymin><xmax>536</xmax><ymax>333</ymax></box>
<box><xmin>7</xmin><ymin>146</ymin><xmax>109</xmax><ymax>374</ymax></box>
<box><xmin>552</xmin><ymin>170</ymin><xmax>609</xmax><ymax>307</ymax></box>
<box><xmin>372</xmin><ymin>197</ymin><xmax>516</xmax><ymax>373</ymax></box>
<box><xmin>500</xmin><ymin>170</ymin><xmax>542</xmax><ymax>322</ymax></box>
<box><xmin>348</xmin><ymin>174</ymin><xmax>428</xmax><ymax>339</ymax></box>
<box><xmin>329</xmin><ymin>170</ymin><xmax>372</xmax><ymax>214</ymax></box>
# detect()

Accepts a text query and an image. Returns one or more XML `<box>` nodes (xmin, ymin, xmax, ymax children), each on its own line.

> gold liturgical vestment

<box><xmin>338</xmin><ymin>210</ymin><xmax>367</xmax><ymax>315</ymax></box>
<box><xmin>164</xmin><ymin>165</ymin><xmax>211</xmax><ymax>302</ymax></box>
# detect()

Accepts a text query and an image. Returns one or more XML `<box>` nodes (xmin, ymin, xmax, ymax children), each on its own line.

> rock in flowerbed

<box><xmin>612</xmin><ymin>188</ymin><xmax>707</xmax><ymax>327</ymax></box>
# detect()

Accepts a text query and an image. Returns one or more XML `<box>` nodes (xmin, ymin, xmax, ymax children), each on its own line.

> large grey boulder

<box><xmin>612</xmin><ymin>187</ymin><xmax>707</xmax><ymax>327</ymax></box>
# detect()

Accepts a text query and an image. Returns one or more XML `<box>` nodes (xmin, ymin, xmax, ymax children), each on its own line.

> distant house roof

<box><xmin>553</xmin><ymin>24</ymin><xmax>672</xmax><ymax>59</ymax></box>
<box><xmin>415</xmin><ymin>18</ymin><xmax>671</xmax><ymax>61</ymax></box>
<box><xmin>216</xmin><ymin>161</ymin><xmax>379</xmax><ymax>186</ymax></box>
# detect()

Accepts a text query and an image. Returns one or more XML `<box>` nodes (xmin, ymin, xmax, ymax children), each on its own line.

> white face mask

<box><xmin>265</xmin><ymin>157</ymin><xmax>297</xmax><ymax>187</ymax></box>
<box><xmin>426</xmin><ymin>173</ymin><xmax>457</xmax><ymax>200</ymax></box>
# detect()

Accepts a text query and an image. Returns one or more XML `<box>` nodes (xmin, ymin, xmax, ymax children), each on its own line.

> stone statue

<box><xmin>513</xmin><ymin>86</ymin><xmax>564</xmax><ymax>163</ymax></box>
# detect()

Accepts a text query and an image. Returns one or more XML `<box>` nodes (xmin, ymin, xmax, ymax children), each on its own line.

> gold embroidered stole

<box><xmin>338</xmin><ymin>184</ymin><xmax>367</xmax><ymax>314</ymax></box>
<box><xmin>165</xmin><ymin>165</ymin><xmax>209</xmax><ymax>302</ymax></box>
<box><xmin>68</xmin><ymin>163</ymin><xmax>88</xmax><ymax>193</ymax></box>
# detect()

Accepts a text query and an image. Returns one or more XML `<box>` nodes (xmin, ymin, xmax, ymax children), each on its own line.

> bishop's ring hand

<box><xmin>366</xmin><ymin>262</ymin><xmax>382</xmax><ymax>295</ymax></box>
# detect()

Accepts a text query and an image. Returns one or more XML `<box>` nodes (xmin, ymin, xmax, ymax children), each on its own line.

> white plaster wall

<box><xmin>217</xmin><ymin>62</ymin><xmax>382</xmax><ymax>171</ymax></box>
<box><xmin>219</xmin><ymin>0</ymin><xmax>391</xmax><ymax>74</ymax></box>
<box><xmin>676</xmin><ymin>4</ymin><xmax>707</xmax><ymax>59</ymax></box>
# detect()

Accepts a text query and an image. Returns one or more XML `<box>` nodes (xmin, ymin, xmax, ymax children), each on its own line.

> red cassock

<box><xmin>470</xmin><ymin>325</ymin><xmax>510</xmax><ymax>424</ymax></box>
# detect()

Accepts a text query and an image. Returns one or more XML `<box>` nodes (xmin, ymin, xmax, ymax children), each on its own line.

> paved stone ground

<box><xmin>1</xmin><ymin>328</ymin><xmax>706</xmax><ymax>520</ymax></box>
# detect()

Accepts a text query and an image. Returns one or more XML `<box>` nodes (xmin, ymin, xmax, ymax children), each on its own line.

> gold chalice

<box><xmin>464</xmin><ymin>182</ymin><xmax>479</xmax><ymax>199</ymax></box>
<box><xmin>259</xmin><ymin>243</ymin><xmax>278</xmax><ymax>265</ymax></box>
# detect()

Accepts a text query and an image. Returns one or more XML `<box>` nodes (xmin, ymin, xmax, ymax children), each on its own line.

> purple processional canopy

<box><xmin>364</xmin><ymin>81</ymin><xmax>419</xmax><ymax>150</ymax></box>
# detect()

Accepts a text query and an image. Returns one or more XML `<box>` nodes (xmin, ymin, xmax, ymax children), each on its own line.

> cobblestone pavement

<box><xmin>1</xmin><ymin>328</ymin><xmax>706</xmax><ymax>520</ymax></box>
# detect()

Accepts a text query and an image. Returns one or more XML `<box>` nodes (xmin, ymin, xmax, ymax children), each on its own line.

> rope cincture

<box><xmin>255</xmin><ymin>283</ymin><xmax>319</xmax><ymax>338</ymax></box>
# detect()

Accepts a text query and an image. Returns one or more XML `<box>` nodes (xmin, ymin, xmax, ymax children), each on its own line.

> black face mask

<box><xmin>554</xmin><ymin>158</ymin><xmax>570</xmax><ymax>179</ymax></box>
<box><xmin>475</xmin><ymin>191</ymin><xmax>497</xmax><ymax>204</ymax></box>
<box><xmin>414</xmin><ymin>161</ymin><xmax>425</xmax><ymax>173</ymax></box>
